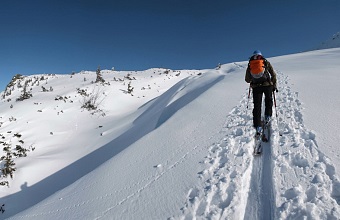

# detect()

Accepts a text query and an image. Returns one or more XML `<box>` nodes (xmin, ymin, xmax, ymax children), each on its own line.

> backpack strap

<box><xmin>263</xmin><ymin>59</ymin><xmax>273</xmax><ymax>84</ymax></box>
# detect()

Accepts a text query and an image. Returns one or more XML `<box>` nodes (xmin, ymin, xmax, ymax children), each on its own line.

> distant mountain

<box><xmin>314</xmin><ymin>32</ymin><xmax>340</xmax><ymax>50</ymax></box>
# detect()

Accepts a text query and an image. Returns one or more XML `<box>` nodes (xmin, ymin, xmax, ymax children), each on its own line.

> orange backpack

<box><xmin>249</xmin><ymin>59</ymin><xmax>265</xmax><ymax>78</ymax></box>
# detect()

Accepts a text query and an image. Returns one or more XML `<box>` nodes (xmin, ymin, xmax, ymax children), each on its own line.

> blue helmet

<box><xmin>253</xmin><ymin>50</ymin><xmax>262</xmax><ymax>56</ymax></box>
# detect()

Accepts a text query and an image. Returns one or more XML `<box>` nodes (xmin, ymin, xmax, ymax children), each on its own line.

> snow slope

<box><xmin>1</xmin><ymin>48</ymin><xmax>340</xmax><ymax>219</ymax></box>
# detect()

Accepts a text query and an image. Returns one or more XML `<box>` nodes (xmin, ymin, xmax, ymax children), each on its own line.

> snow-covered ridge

<box><xmin>1</xmin><ymin>49</ymin><xmax>340</xmax><ymax>219</ymax></box>
<box><xmin>313</xmin><ymin>31</ymin><xmax>340</xmax><ymax>50</ymax></box>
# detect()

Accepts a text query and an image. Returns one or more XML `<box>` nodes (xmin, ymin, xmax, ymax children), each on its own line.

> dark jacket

<box><xmin>245</xmin><ymin>56</ymin><xmax>277</xmax><ymax>89</ymax></box>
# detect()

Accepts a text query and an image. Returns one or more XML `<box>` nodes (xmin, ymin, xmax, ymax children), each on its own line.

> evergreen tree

<box><xmin>95</xmin><ymin>66</ymin><xmax>105</xmax><ymax>83</ymax></box>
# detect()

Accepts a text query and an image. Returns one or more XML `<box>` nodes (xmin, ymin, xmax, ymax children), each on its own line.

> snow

<box><xmin>1</xmin><ymin>48</ymin><xmax>340</xmax><ymax>219</ymax></box>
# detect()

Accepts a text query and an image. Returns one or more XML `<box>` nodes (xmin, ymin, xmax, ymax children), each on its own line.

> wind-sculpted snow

<box><xmin>134</xmin><ymin>71</ymin><xmax>225</xmax><ymax>129</ymax></box>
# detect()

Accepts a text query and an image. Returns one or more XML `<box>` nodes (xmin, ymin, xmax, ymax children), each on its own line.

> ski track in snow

<box><xmin>175</xmin><ymin>70</ymin><xmax>340</xmax><ymax>220</ymax></box>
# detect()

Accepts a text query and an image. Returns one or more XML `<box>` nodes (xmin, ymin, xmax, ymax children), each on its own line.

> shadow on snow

<box><xmin>1</xmin><ymin>74</ymin><xmax>225</xmax><ymax>218</ymax></box>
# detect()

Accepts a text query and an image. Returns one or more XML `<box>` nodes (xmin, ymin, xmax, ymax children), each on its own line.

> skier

<box><xmin>245</xmin><ymin>50</ymin><xmax>277</xmax><ymax>135</ymax></box>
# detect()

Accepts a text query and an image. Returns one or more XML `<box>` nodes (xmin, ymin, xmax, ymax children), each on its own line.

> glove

<box><xmin>273</xmin><ymin>86</ymin><xmax>278</xmax><ymax>92</ymax></box>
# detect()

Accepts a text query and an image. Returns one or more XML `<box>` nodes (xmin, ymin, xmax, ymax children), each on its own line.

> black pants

<box><xmin>252</xmin><ymin>85</ymin><xmax>273</xmax><ymax>128</ymax></box>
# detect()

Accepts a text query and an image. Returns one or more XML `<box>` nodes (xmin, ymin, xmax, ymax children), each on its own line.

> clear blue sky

<box><xmin>1</xmin><ymin>0</ymin><xmax>340</xmax><ymax>90</ymax></box>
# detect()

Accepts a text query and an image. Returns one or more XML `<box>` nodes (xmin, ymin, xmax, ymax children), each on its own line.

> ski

<box><xmin>253</xmin><ymin>133</ymin><xmax>262</xmax><ymax>155</ymax></box>
<box><xmin>262</xmin><ymin>118</ymin><xmax>271</xmax><ymax>142</ymax></box>
<box><xmin>253</xmin><ymin>118</ymin><xmax>271</xmax><ymax>156</ymax></box>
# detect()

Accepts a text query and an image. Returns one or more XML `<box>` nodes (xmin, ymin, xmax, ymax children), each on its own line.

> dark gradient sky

<box><xmin>1</xmin><ymin>0</ymin><xmax>340</xmax><ymax>90</ymax></box>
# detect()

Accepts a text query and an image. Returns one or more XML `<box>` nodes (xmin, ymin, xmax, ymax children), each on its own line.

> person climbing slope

<box><xmin>245</xmin><ymin>50</ymin><xmax>277</xmax><ymax>135</ymax></box>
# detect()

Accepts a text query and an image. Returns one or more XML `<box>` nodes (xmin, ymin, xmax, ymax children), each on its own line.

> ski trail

<box><xmin>261</xmin><ymin>141</ymin><xmax>275</xmax><ymax>219</ymax></box>
<box><xmin>176</xmin><ymin>70</ymin><xmax>340</xmax><ymax>220</ymax></box>
<box><xmin>272</xmin><ymin>71</ymin><xmax>340</xmax><ymax>219</ymax></box>
<box><xmin>244</xmin><ymin>94</ymin><xmax>275</xmax><ymax>220</ymax></box>
<box><xmin>244</xmin><ymin>139</ymin><xmax>274</xmax><ymax>220</ymax></box>
<box><xmin>177</xmin><ymin>77</ymin><xmax>276</xmax><ymax>219</ymax></box>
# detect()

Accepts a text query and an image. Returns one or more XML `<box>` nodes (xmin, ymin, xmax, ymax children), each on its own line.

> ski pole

<box><xmin>273</xmin><ymin>90</ymin><xmax>278</xmax><ymax>118</ymax></box>
<box><xmin>272</xmin><ymin>90</ymin><xmax>282</xmax><ymax>136</ymax></box>
<box><xmin>246</xmin><ymin>85</ymin><xmax>251</xmax><ymax>109</ymax></box>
